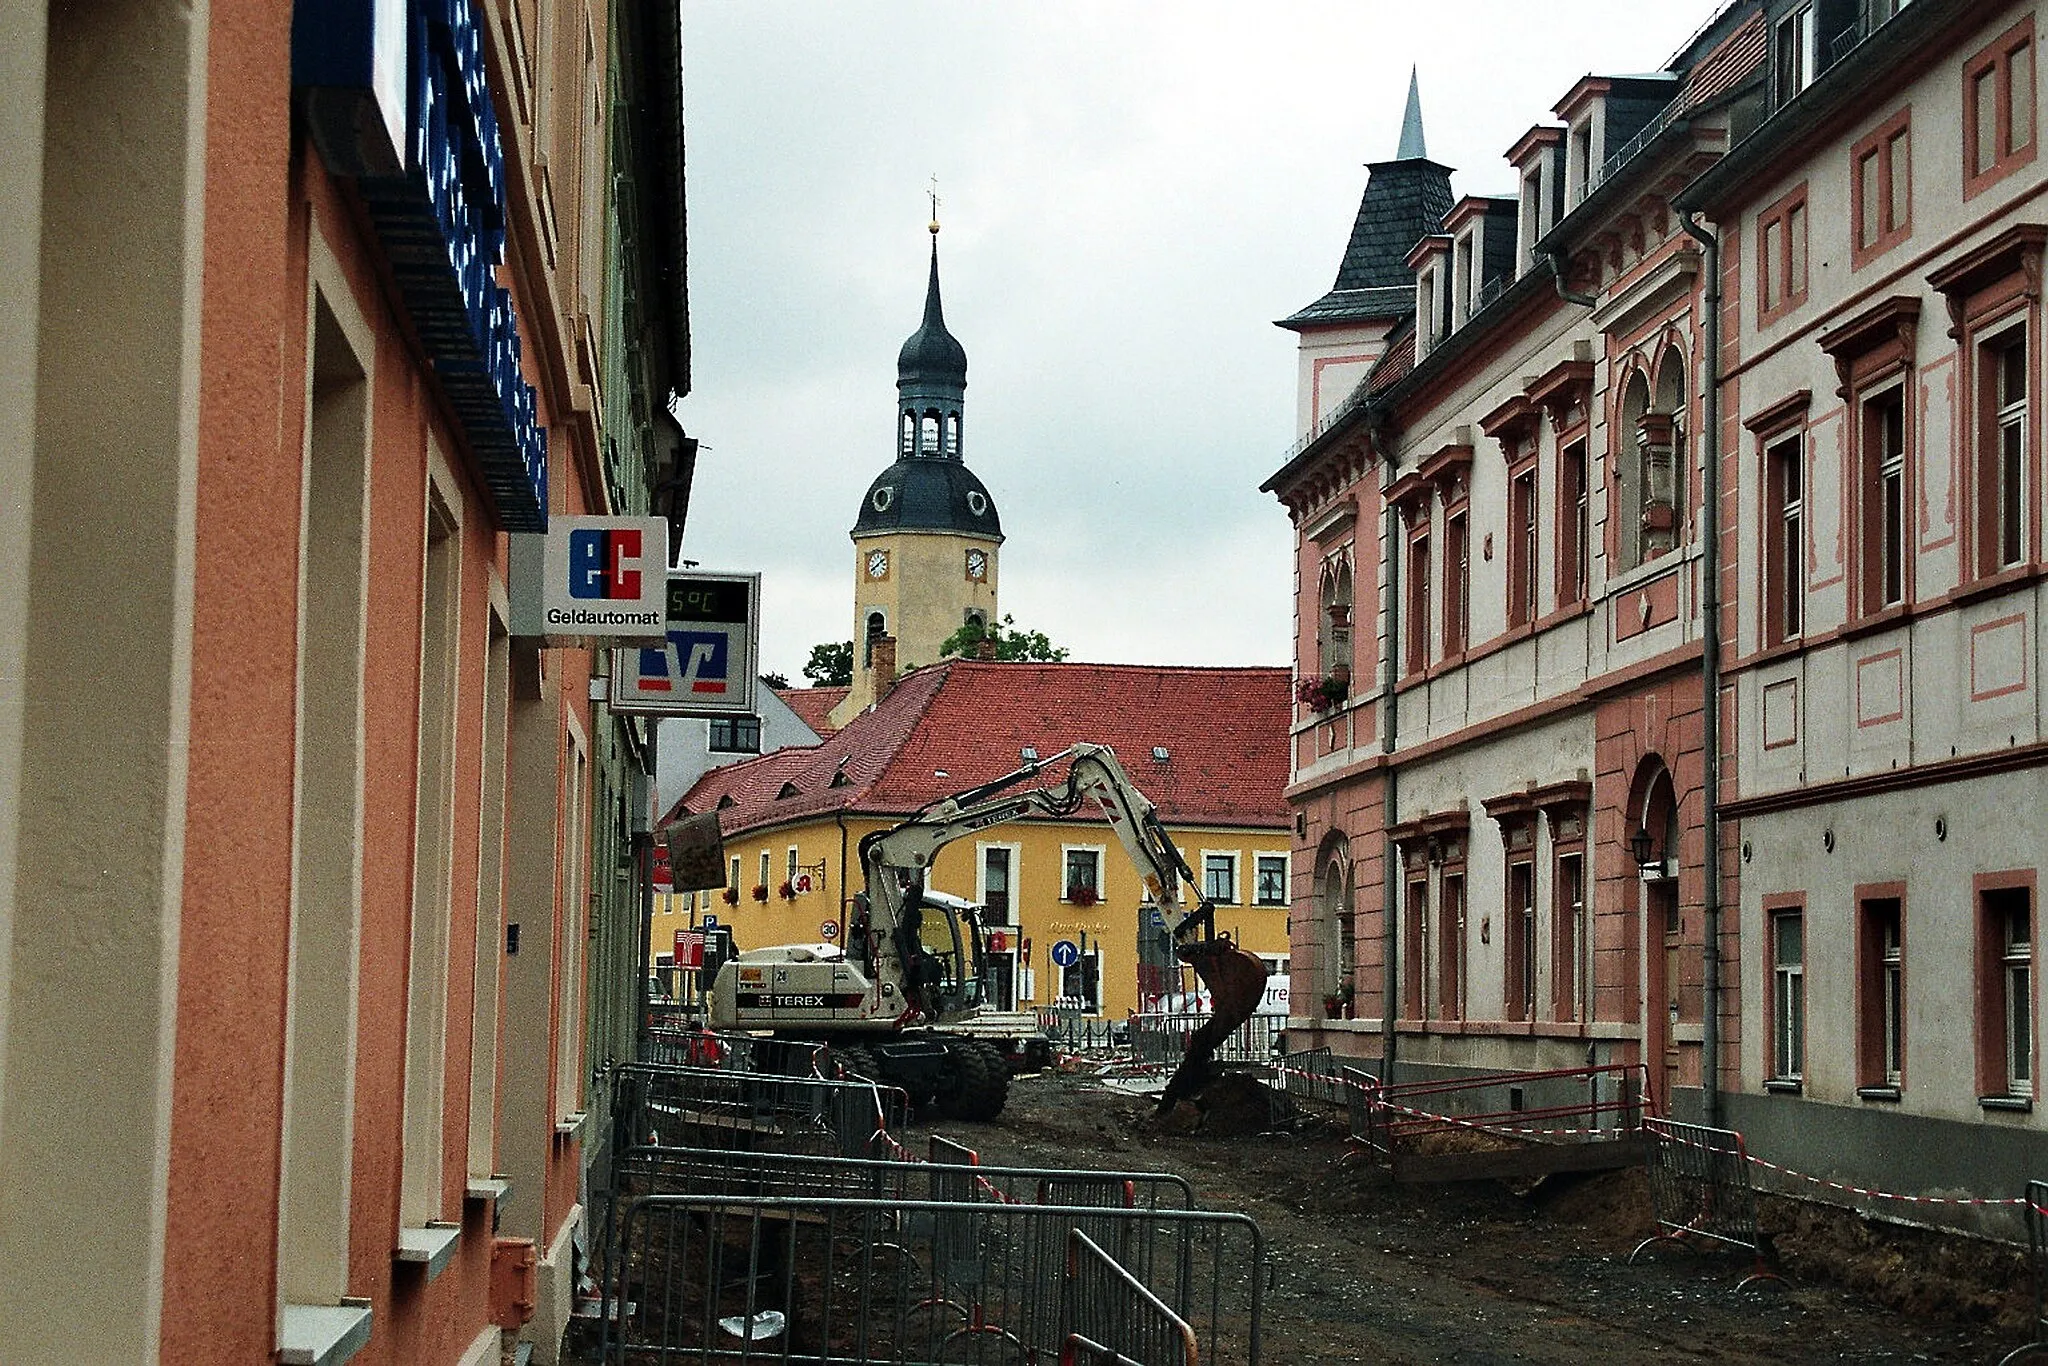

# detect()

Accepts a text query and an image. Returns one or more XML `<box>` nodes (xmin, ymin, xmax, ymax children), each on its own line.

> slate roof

<box><xmin>776</xmin><ymin>686</ymin><xmax>848</xmax><ymax>737</ymax></box>
<box><xmin>1279</xmin><ymin>158</ymin><xmax>1456</xmax><ymax>331</ymax></box>
<box><xmin>897</xmin><ymin>238</ymin><xmax>967</xmax><ymax>385</ymax></box>
<box><xmin>670</xmin><ymin>660</ymin><xmax>1292</xmax><ymax>838</ymax></box>
<box><xmin>852</xmin><ymin>457</ymin><xmax>1004</xmax><ymax>539</ymax></box>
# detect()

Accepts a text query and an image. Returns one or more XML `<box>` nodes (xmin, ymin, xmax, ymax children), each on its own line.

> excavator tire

<box><xmin>958</xmin><ymin>1040</ymin><xmax>1010</xmax><ymax>1120</ymax></box>
<box><xmin>834</xmin><ymin>1044</ymin><xmax>880</xmax><ymax>1084</ymax></box>
<box><xmin>934</xmin><ymin>1037</ymin><xmax>994</xmax><ymax>1121</ymax></box>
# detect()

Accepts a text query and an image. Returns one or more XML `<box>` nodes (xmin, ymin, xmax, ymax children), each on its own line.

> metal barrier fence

<box><xmin>1060</xmin><ymin>1229</ymin><xmax>1200</xmax><ymax>1366</ymax></box>
<box><xmin>1999</xmin><ymin>1181</ymin><xmax>2048</xmax><ymax>1364</ymax></box>
<box><xmin>1037</xmin><ymin>1007</ymin><xmax>1125</xmax><ymax>1054</ymax></box>
<box><xmin>611</xmin><ymin>1062</ymin><xmax>909</xmax><ymax>1163</ymax></box>
<box><xmin>1347</xmin><ymin>1063</ymin><xmax>1647</xmax><ymax>1161</ymax></box>
<box><xmin>609</xmin><ymin>1145</ymin><xmax>1199</xmax><ymax>1217</ymax></box>
<box><xmin>1629</xmin><ymin>1117</ymin><xmax>1783</xmax><ymax>1290</ymax></box>
<box><xmin>603</xmin><ymin>1194</ymin><xmax>1264</xmax><ymax>1364</ymax></box>
<box><xmin>1128</xmin><ymin>1012</ymin><xmax>1284</xmax><ymax>1068</ymax></box>
<box><xmin>1276</xmin><ymin>1047</ymin><xmax>1351</xmax><ymax>1107</ymax></box>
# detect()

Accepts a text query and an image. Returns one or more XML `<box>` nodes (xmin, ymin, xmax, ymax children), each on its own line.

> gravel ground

<box><xmin>903</xmin><ymin>1067</ymin><xmax>2029</xmax><ymax>1365</ymax></box>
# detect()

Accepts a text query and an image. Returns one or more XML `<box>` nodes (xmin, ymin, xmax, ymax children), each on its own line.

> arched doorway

<box><xmin>1628</xmin><ymin>758</ymin><xmax>1682</xmax><ymax>1111</ymax></box>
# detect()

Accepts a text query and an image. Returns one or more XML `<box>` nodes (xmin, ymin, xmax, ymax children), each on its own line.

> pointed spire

<box><xmin>1397</xmin><ymin>66</ymin><xmax>1427</xmax><ymax>160</ymax></box>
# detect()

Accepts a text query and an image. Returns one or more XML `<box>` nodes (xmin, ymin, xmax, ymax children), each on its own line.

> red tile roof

<box><xmin>672</xmin><ymin>661</ymin><xmax>1292</xmax><ymax>838</ymax></box>
<box><xmin>777</xmin><ymin>685</ymin><xmax>847</xmax><ymax>736</ymax></box>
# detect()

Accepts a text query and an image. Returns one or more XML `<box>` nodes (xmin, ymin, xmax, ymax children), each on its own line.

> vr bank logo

<box><xmin>638</xmin><ymin>630</ymin><xmax>731</xmax><ymax>695</ymax></box>
<box><xmin>568</xmin><ymin>527</ymin><xmax>646</xmax><ymax>600</ymax></box>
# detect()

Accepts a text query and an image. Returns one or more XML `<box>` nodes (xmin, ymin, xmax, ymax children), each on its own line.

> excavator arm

<box><xmin>858</xmin><ymin>743</ymin><xmax>1270</xmax><ymax>1105</ymax></box>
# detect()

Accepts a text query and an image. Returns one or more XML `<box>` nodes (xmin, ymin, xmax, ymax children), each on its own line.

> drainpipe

<box><xmin>1547</xmin><ymin>249</ymin><xmax>1597</xmax><ymax>309</ymax></box>
<box><xmin>1378</xmin><ymin>436</ymin><xmax>1402</xmax><ymax>1080</ymax></box>
<box><xmin>1680</xmin><ymin>209</ymin><xmax>1724</xmax><ymax>1130</ymax></box>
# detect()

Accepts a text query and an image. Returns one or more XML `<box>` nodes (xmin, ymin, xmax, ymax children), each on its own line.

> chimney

<box><xmin>870</xmin><ymin>635</ymin><xmax>897</xmax><ymax>698</ymax></box>
<box><xmin>975</xmin><ymin>637</ymin><xmax>999</xmax><ymax>660</ymax></box>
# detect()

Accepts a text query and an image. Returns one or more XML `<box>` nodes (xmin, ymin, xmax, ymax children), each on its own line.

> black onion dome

<box><xmin>854</xmin><ymin>459</ymin><xmax>1003</xmax><ymax>539</ymax></box>
<box><xmin>896</xmin><ymin>240</ymin><xmax>967</xmax><ymax>384</ymax></box>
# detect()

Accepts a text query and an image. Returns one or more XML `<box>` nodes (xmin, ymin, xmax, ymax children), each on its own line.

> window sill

<box><xmin>395</xmin><ymin>1222</ymin><xmax>461</xmax><ymax>1280</ymax></box>
<box><xmin>1855</xmin><ymin>1084</ymin><xmax>1902</xmax><ymax>1103</ymax></box>
<box><xmin>278</xmin><ymin>1301</ymin><xmax>373</xmax><ymax>1366</ymax></box>
<box><xmin>465</xmin><ymin>1175</ymin><xmax>512</xmax><ymax>1205</ymax></box>
<box><xmin>555</xmin><ymin>1111</ymin><xmax>587</xmax><ymax>1140</ymax></box>
<box><xmin>1950</xmin><ymin>563</ymin><xmax>2040</xmax><ymax>608</ymax></box>
<box><xmin>1763</xmin><ymin>1077</ymin><xmax>1803</xmax><ymax>1094</ymax></box>
<box><xmin>1979</xmin><ymin>1094</ymin><xmax>2034</xmax><ymax>1113</ymax></box>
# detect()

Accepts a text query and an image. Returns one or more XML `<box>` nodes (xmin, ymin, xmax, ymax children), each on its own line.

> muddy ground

<box><xmin>905</xmin><ymin>1068</ymin><xmax>2035</xmax><ymax>1365</ymax></box>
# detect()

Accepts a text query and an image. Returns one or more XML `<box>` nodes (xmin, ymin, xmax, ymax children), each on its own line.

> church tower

<box><xmin>832</xmin><ymin>219</ymin><xmax>1003</xmax><ymax>725</ymax></box>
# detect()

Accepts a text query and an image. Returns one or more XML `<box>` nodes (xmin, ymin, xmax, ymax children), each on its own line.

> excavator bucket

<box><xmin>1157</xmin><ymin>935</ymin><xmax>1271</xmax><ymax>1110</ymax></box>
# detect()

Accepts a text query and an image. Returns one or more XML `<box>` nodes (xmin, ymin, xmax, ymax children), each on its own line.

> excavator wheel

<box><xmin>934</xmin><ymin>1037</ymin><xmax>995</xmax><ymax>1121</ymax></box>
<box><xmin>834</xmin><ymin>1044</ymin><xmax>880</xmax><ymax>1084</ymax></box>
<box><xmin>959</xmin><ymin>1040</ymin><xmax>1010</xmax><ymax>1121</ymax></box>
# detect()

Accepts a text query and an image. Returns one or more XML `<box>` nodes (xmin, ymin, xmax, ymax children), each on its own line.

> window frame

<box><xmin>708</xmin><ymin>714</ymin><xmax>762</xmax><ymax>754</ymax></box>
<box><xmin>1549</xmin><ymin>810</ymin><xmax>1589</xmax><ymax>1024</ymax></box>
<box><xmin>1504</xmin><ymin>856</ymin><xmax>1537</xmax><ymax>1022</ymax></box>
<box><xmin>1975</xmin><ymin>873</ymin><xmax>2036</xmax><ymax>1104</ymax></box>
<box><xmin>1763</xmin><ymin>426</ymin><xmax>1807</xmax><ymax>646</ymax></box>
<box><xmin>1438</xmin><ymin>850</ymin><xmax>1467</xmax><ymax>1023</ymax></box>
<box><xmin>1442</xmin><ymin>505</ymin><xmax>1470</xmax><ymax>658</ymax></box>
<box><xmin>1507</xmin><ymin>457</ymin><xmax>1539</xmax><ymax>629</ymax></box>
<box><xmin>1401</xmin><ymin>866</ymin><xmax>1429</xmax><ymax>1020</ymax></box>
<box><xmin>1405</xmin><ymin>517</ymin><xmax>1432</xmax><ymax>677</ymax></box>
<box><xmin>1254</xmin><ymin>853</ymin><xmax>1289</xmax><ymax>907</ymax></box>
<box><xmin>1756</xmin><ymin>182</ymin><xmax>1810</xmax><ymax>327</ymax></box>
<box><xmin>1964</xmin><ymin>14</ymin><xmax>2037</xmax><ymax>199</ymax></box>
<box><xmin>1201</xmin><ymin>850</ymin><xmax>1240</xmax><ymax>906</ymax></box>
<box><xmin>1555</xmin><ymin>435</ymin><xmax>1590</xmax><ymax>610</ymax></box>
<box><xmin>1061</xmin><ymin>844</ymin><xmax>1104</xmax><ymax>902</ymax></box>
<box><xmin>1765</xmin><ymin>895</ymin><xmax>1806</xmax><ymax>1087</ymax></box>
<box><xmin>977</xmin><ymin>841</ymin><xmax>1019</xmax><ymax>924</ymax></box>
<box><xmin>1856</xmin><ymin>886</ymin><xmax>1907</xmax><ymax>1095</ymax></box>
<box><xmin>1850</xmin><ymin>108</ymin><xmax>1912</xmax><ymax>268</ymax></box>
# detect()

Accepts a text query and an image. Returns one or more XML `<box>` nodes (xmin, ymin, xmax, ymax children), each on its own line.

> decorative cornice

<box><xmin>1816</xmin><ymin>295</ymin><xmax>1920</xmax><ymax>397</ymax></box>
<box><xmin>1527</xmin><ymin>358</ymin><xmax>1595</xmax><ymax>431</ymax></box>
<box><xmin>1742</xmin><ymin>388</ymin><xmax>1813</xmax><ymax>435</ymax></box>
<box><xmin>1927</xmin><ymin>223</ymin><xmax>2048</xmax><ymax>338</ymax></box>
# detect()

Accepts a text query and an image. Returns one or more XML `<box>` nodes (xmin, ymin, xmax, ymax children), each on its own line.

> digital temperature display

<box><xmin>667</xmin><ymin>578</ymin><xmax>750</xmax><ymax>622</ymax></box>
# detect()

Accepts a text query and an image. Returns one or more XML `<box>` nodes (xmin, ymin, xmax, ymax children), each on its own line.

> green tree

<box><xmin>939</xmin><ymin>614</ymin><xmax>1069</xmax><ymax>662</ymax></box>
<box><xmin>759</xmin><ymin>671</ymin><xmax>792</xmax><ymax>690</ymax></box>
<box><xmin>803</xmin><ymin>640</ymin><xmax>854</xmax><ymax>687</ymax></box>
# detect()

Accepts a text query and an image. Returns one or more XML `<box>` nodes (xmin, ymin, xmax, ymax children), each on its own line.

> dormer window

<box><xmin>1452</xmin><ymin>233</ymin><xmax>1474</xmax><ymax>327</ymax></box>
<box><xmin>1567</xmin><ymin>119</ymin><xmax>1594</xmax><ymax>206</ymax></box>
<box><xmin>1774</xmin><ymin>4</ymin><xmax>1818</xmax><ymax>105</ymax></box>
<box><xmin>1508</xmin><ymin>127</ymin><xmax>1564</xmax><ymax>277</ymax></box>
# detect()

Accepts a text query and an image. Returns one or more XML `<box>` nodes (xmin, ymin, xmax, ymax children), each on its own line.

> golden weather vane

<box><xmin>928</xmin><ymin>175</ymin><xmax>941</xmax><ymax>234</ymax></box>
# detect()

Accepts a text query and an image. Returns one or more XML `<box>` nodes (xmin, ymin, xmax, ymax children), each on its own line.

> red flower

<box><xmin>1066</xmin><ymin>884</ymin><xmax>1100</xmax><ymax>907</ymax></box>
<box><xmin>750</xmin><ymin>884</ymin><xmax>770</xmax><ymax>903</ymax></box>
<box><xmin>722</xmin><ymin>887</ymin><xmax>739</xmax><ymax>906</ymax></box>
<box><xmin>777</xmin><ymin>879</ymin><xmax>797</xmax><ymax>900</ymax></box>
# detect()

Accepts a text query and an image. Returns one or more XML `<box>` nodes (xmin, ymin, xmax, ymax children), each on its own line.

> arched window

<box><xmin>920</xmin><ymin>412</ymin><xmax>939</xmax><ymax>454</ymax></box>
<box><xmin>900</xmin><ymin>411</ymin><xmax>915</xmax><ymax>457</ymax></box>
<box><xmin>1316</xmin><ymin>843</ymin><xmax>1353</xmax><ymax>1011</ymax></box>
<box><xmin>944</xmin><ymin>412</ymin><xmax>960</xmax><ymax>456</ymax></box>
<box><xmin>1616</xmin><ymin>370</ymin><xmax>1652</xmax><ymax>571</ymax></box>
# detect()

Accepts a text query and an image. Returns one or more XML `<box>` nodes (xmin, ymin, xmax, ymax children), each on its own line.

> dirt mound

<box><xmin>1153</xmin><ymin>1070</ymin><xmax>1279</xmax><ymax>1137</ymax></box>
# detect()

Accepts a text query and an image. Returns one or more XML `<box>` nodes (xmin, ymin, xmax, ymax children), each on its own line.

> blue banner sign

<box><xmin>294</xmin><ymin>0</ymin><xmax>549</xmax><ymax>531</ymax></box>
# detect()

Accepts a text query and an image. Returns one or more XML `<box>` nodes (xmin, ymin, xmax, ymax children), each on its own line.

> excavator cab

<box><xmin>894</xmin><ymin>886</ymin><xmax>984</xmax><ymax>1020</ymax></box>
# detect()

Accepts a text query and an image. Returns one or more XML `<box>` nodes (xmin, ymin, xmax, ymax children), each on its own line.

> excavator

<box><xmin>705</xmin><ymin>743</ymin><xmax>1271</xmax><ymax>1118</ymax></box>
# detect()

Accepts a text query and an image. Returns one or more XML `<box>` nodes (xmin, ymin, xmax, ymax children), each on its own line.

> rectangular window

<box><xmin>1403</xmin><ymin>876</ymin><xmax>1427</xmax><ymax>1019</ymax></box>
<box><xmin>758</xmin><ymin>850</ymin><xmax>771</xmax><ymax>894</ymax></box>
<box><xmin>1860</xmin><ymin>386</ymin><xmax>1909</xmax><ymax>615</ymax></box>
<box><xmin>1976</xmin><ymin>327</ymin><xmax>2030</xmax><ymax>575</ymax></box>
<box><xmin>1766</xmin><ymin>433</ymin><xmax>1804</xmax><ymax>643</ymax></box>
<box><xmin>1203</xmin><ymin>852</ymin><xmax>1239</xmax><ymax>905</ymax></box>
<box><xmin>1552</xmin><ymin>849</ymin><xmax>1587</xmax><ymax>1023</ymax></box>
<box><xmin>1508</xmin><ymin>467</ymin><xmax>1538</xmax><ymax>627</ymax></box>
<box><xmin>728</xmin><ymin>855</ymin><xmax>740</xmax><ymax>894</ymax></box>
<box><xmin>1406</xmin><ymin>529</ymin><xmax>1431</xmax><ymax>673</ymax></box>
<box><xmin>1505</xmin><ymin>861</ymin><xmax>1536</xmax><ymax>1021</ymax></box>
<box><xmin>1979</xmin><ymin>882</ymin><xmax>2035</xmax><ymax>1099</ymax></box>
<box><xmin>1851</xmin><ymin>112</ymin><xmax>1911</xmax><ymax>264</ymax></box>
<box><xmin>1063</xmin><ymin>847</ymin><xmax>1102</xmax><ymax>901</ymax></box>
<box><xmin>786</xmin><ymin>846</ymin><xmax>799</xmax><ymax>883</ymax></box>
<box><xmin>1772</xmin><ymin>909</ymin><xmax>1805</xmax><ymax>1081</ymax></box>
<box><xmin>1966</xmin><ymin>17</ymin><xmax>2037</xmax><ymax>195</ymax></box>
<box><xmin>1556</xmin><ymin>440</ymin><xmax>1589</xmax><ymax>607</ymax></box>
<box><xmin>1438</xmin><ymin>871</ymin><xmax>1465</xmax><ymax>1021</ymax></box>
<box><xmin>1443</xmin><ymin>511</ymin><xmax>1469</xmax><ymax>656</ymax></box>
<box><xmin>1774</xmin><ymin>5</ymin><xmax>1816</xmax><ymax>105</ymax></box>
<box><xmin>1254</xmin><ymin>854</ymin><xmax>1288</xmax><ymax>906</ymax></box>
<box><xmin>708</xmin><ymin>715</ymin><xmax>762</xmax><ymax>753</ymax></box>
<box><xmin>1858</xmin><ymin>893</ymin><xmax>1905</xmax><ymax>1092</ymax></box>
<box><xmin>981</xmin><ymin>845</ymin><xmax>1013</xmax><ymax>922</ymax></box>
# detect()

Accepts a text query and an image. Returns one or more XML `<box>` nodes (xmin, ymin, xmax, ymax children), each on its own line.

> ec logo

<box><xmin>637</xmin><ymin>630</ymin><xmax>730</xmax><ymax>694</ymax></box>
<box><xmin>567</xmin><ymin>528</ymin><xmax>645</xmax><ymax>600</ymax></box>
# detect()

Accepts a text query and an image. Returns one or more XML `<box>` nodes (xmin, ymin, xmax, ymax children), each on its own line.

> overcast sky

<box><xmin>675</xmin><ymin>1</ymin><xmax>1720</xmax><ymax>684</ymax></box>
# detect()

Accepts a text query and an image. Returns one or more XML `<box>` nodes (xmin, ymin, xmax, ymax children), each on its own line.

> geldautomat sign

<box><xmin>293</xmin><ymin>0</ymin><xmax>549</xmax><ymax>531</ymax></box>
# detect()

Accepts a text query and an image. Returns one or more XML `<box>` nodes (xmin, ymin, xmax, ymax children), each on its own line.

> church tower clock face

<box><xmin>965</xmin><ymin>548</ymin><xmax>988</xmax><ymax>582</ymax></box>
<box><xmin>866</xmin><ymin>549</ymin><xmax>890</xmax><ymax>580</ymax></box>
